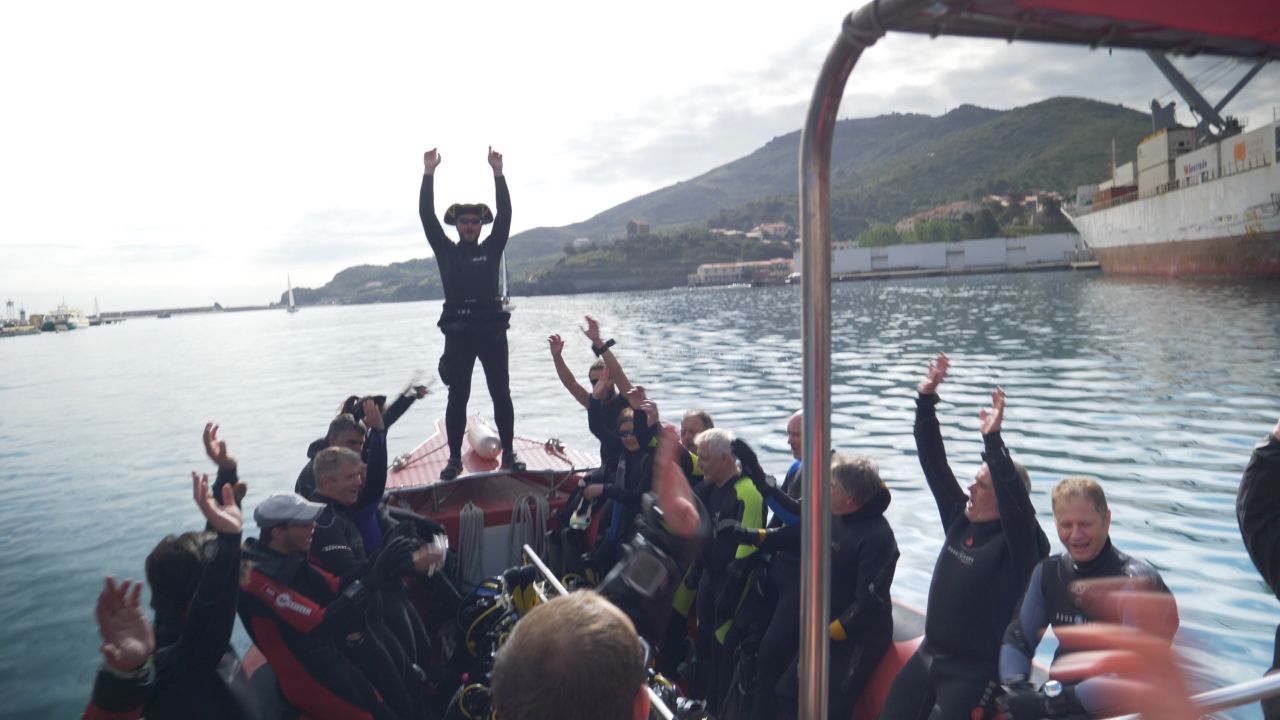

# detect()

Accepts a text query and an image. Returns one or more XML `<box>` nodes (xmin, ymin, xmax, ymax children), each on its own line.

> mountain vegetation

<box><xmin>290</xmin><ymin>97</ymin><xmax>1149</xmax><ymax>304</ymax></box>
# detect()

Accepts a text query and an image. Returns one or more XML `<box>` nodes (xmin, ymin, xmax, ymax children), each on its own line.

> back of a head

<box><xmin>831</xmin><ymin>452</ymin><xmax>885</xmax><ymax>506</ymax></box>
<box><xmin>683</xmin><ymin>409</ymin><xmax>714</xmax><ymax>430</ymax></box>
<box><xmin>145</xmin><ymin>530</ymin><xmax>215</xmax><ymax>619</ymax></box>
<box><xmin>491</xmin><ymin>591</ymin><xmax>645</xmax><ymax>720</ymax></box>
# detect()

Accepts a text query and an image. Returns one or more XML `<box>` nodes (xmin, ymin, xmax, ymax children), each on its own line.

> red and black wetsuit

<box><xmin>419</xmin><ymin>173</ymin><xmax>514</xmax><ymax>462</ymax></box>
<box><xmin>238</xmin><ymin>540</ymin><xmax>398</xmax><ymax>720</ymax></box>
<box><xmin>880</xmin><ymin>392</ymin><xmax>1050</xmax><ymax>720</ymax></box>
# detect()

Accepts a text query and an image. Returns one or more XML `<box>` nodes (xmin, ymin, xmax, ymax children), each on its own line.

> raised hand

<box><xmin>487</xmin><ymin>146</ymin><xmax>503</xmax><ymax>175</ymax></box>
<box><xmin>193</xmin><ymin>471</ymin><xmax>242</xmax><ymax>535</ymax></box>
<box><xmin>423</xmin><ymin>148</ymin><xmax>442</xmax><ymax>175</ymax></box>
<box><xmin>624</xmin><ymin>385</ymin><xmax>648</xmax><ymax>410</ymax></box>
<box><xmin>362</xmin><ymin>397</ymin><xmax>385</xmax><ymax>432</ymax></box>
<box><xmin>412</xmin><ymin>383</ymin><xmax>431</xmax><ymax>399</ymax></box>
<box><xmin>96</xmin><ymin>577</ymin><xmax>154</xmax><ymax>672</ymax></box>
<box><xmin>202</xmin><ymin>423</ymin><xmax>236</xmax><ymax>471</ymax></box>
<box><xmin>581</xmin><ymin>315</ymin><xmax>603</xmax><ymax>346</ymax></box>
<box><xmin>548</xmin><ymin>333</ymin><xmax>565</xmax><ymax>358</ymax></box>
<box><xmin>917</xmin><ymin>352</ymin><xmax>950</xmax><ymax>395</ymax></box>
<box><xmin>639</xmin><ymin>399</ymin><xmax>660</xmax><ymax>426</ymax></box>
<box><xmin>978</xmin><ymin>387</ymin><xmax>1006</xmax><ymax>435</ymax></box>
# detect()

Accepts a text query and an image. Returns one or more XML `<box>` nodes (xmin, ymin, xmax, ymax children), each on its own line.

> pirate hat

<box><xmin>444</xmin><ymin>203</ymin><xmax>494</xmax><ymax>226</ymax></box>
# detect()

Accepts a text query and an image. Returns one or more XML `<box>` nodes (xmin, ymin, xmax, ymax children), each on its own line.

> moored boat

<box><xmin>1064</xmin><ymin>119</ymin><xmax>1280</xmax><ymax>278</ymax></box>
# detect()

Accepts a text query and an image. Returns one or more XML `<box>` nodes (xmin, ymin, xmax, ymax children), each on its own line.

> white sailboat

<box><xmin>500</xmin><ymin>254</ymin><xmax>515</xmax><ymax>313</ymax></box>
<box><xmin>287</xmin><ymin>275</ymin><xmax>299</xmax><ymax>314</ymax></box>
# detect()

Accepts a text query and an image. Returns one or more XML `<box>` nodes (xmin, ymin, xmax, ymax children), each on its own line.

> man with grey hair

<box><xmin>491</xmin><ymin>591</ymin><xmax>650</xmax><ymax>720</ymax></box>
<box><xmin>692</xmin><ymin>428</ymin><xmax>765</xmax><ymax>713</ymax></box>
<box><xmin>726</xmin><ymin>451</ymin><xmax>898</xmax><ymax>720</ymax></box>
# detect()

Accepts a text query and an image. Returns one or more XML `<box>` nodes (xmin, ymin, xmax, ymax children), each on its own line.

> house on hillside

<box><xmin>627</xmin><ymin>220</ymin><xmax>650</xmax><ymax>239</ymax></box>
<box><xmin>894</xmin><ymin>200</ymin><xmax>985</xmax><ymax>232</ymax></box>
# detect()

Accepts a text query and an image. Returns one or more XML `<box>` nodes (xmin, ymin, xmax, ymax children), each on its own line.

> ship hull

<box><xmin>1065</xmin><ymin>159</ymin><xmax>1280</xmax><ymax>278</ymax></box>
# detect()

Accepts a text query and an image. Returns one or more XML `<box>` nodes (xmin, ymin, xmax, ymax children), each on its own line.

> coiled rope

<box><xmin>507</xmin><ymin>493</ymin><xmax>549</xmax><ymax>567</ymax></box>
<box><xmin>459</xmin><ymin>501</ymin><xmax>485</xmax><ymax>587</ymax></box>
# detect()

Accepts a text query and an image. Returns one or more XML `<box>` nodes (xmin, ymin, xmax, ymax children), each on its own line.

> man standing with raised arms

<box><xmin>420</xmin><ymin>146</ymin><xmax>518</xmax><ymax>480</ymax></box>
<box><xmin>880</xmin><ymin>353</ymin><xmax>1049</xmax><ymax>720</ymax></box>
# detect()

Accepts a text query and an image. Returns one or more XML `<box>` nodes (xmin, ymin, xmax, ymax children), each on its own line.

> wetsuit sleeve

<box><xmin>241</xmin><ymin>566</ymin><xmax>370</xmax><ymax>636</ymax></box>
<box><xmin>984</xmin><ymin>431</ymin><xmax>1048</xmax><ymax>574</ymax></box>
<box><xmin>382</xmin><ymin>393</ymin><xmax>414</xmax><ymax>430</ymax></box>
<box><xmin>757</xmin><ymin>523</ymin><xmax>802</xmax><ymax>555</ymax></box>
<box><xmin>1000</xmin><ymin>560</ymin><xmax>1048</xmax><ymax>684</ymax></box>
<box><xmin>419</xmin><ymin>174</ymin><xmax>451</xmax><ymax>259</ymax></box>
<box><xmin>915</xmin><ymin>393</ymin><xmax>967</xmax><ymax>529</ymax></box>
<box><xmin>169</xmin><ymin>531</ymin><xmax>243</xmax><ymax>681</ymax></box>
<box><xmin>484</xmin><ymin>175</ymin><xmax>512</xmax><ymax>255</ymax></box>
<box><xmin>83</xmin><ymin>665</ymin><xmax>153</xmax><ymax>720</ymax></box>
<box><xmin>587</xmin><ymin>397</ymin><xmax>606</xmax><ymax>440</ymax></box>
<box><xmin>210</xmin><ymin>465</ymin><xmax>238</xmax><ymax>508</ymax></box>
<box><xmin>357</xmin><ymin>428</ymin><xmax>388</xmax><ymax>509</ymax></box>
<box><xmin>834</xmin><ymin>533</ymin><xmax>899</xmax><ymax>636</ymax></box>
<box><xmin>1239</xmin><ymin>434</ymin><xmax>1280</xmax><ymax>599</ymax></box>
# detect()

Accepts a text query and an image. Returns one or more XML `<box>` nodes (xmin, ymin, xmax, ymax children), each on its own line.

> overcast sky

<box><xmin>2</xmin><ymin>1</ymin><xmax>1276</xmax><ymax>312</ymax></box>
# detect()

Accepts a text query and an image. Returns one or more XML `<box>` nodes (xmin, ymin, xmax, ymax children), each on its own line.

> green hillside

<box><xmin>291</xmin><ymin>97</ymin><xmax>1150</xmax><ymax>304</ymax></box>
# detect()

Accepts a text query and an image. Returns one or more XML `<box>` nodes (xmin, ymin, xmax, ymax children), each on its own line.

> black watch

<box><xmin>593</xmin><ymin>338</ymin><xmax>616</xmax><ymax>357</ymax></box>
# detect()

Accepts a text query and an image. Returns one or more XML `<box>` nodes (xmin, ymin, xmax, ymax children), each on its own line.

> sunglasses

<box><xmin>619</xmin><ymin>429</ymin><xmax>636</xmax><ymax>438</ymax></box>
<box><xmin>456</xmin><ymin>217</ymin><xmax>482</xmax><ymax>226</ymax></box>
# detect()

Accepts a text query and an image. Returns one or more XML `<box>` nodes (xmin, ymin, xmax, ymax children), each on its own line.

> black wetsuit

<box><xmin>880</xmin><ymin>392</ymin><xmax>1049</xmax><ymax>720</ymax></box>
<box><xmin>419</xmin><ymin>173</ymin><xmax>514</xmax><ymax>462</ymax></box>
<box><xmin>309</xmin><ymin>432</ymin><xmax>421</xmax><ymax>720</ymax></box>
<box><xmin>1000</xmin><ymin>540</ymin><xmax>1175</xmax><ymax>716</ymax></box>
<box><xmin>1238</xmin><ymin>432</ymin><xmax>1280</xmax><ymax>720</ymax></box>
<box><xmin>595</xmin><ymin>440</ymin><xmax>656</xmax><ymax>572</ymax></box>
<box><xmin>238</xmin><ymin>541</ymin><xmax>399</xmax><ymax>720</ymax></box>
<box><xmin>693</xmin><ymin>474</ymin><xmax>765</xmax><ymax>713</ymax></box>
<box><xmin>85</xmin><ymin>498</ymin><xmax>261</xmax><ymax>720</ymax></box>
<box><xmin>588</xmin><ymin>393</ymin><xmax>630</xmax><ymax>478</ymax></box>
<box><xmin>752</xmin><ymin>486</ymin><xmax>898</xmax><ymax>720</ymax></box>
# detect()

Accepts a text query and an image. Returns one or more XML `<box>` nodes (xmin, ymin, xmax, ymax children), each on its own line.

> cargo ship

<box><xmin>1063</xmin><ymin>118</ymin><xmax>1280</xmax><ymax>278</ymax></box>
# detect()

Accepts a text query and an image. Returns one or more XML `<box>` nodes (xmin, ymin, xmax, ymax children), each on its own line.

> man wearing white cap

<box><xmin>238</xmin><ymin>493</ymin><xmax>414</xmax><ymax>720</ymax></box>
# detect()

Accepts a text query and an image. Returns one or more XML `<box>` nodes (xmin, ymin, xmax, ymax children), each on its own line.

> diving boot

<box><xmin>501</xmin><ymin>452</ymin><xmax>526</xmax><ymax>472</ymax></box>
<box><xmin>440</xmin><ymin>457</ymin><xmax>463</xmax><ymax>481</ymax></box>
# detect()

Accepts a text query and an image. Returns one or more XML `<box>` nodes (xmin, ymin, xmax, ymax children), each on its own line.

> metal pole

<box><xmin>797</xmin><ymin>1</ymin><xmax>931</xmax><ymax>716</ymax></box>
<box><xmin>1104</xmin><ymin>671</ymin><xmax>1280</xmax><ymax>719</ymax></box>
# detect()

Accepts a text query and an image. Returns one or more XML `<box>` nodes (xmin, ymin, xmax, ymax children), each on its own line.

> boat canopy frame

<box><xmin>797</xmin><ymin>1</ymin><xmax>1279</xmax><ymax>717</ymax></box>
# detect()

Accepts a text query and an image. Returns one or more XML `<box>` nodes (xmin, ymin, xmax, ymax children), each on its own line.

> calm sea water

<box><xmin>1</xmin><ymin>271</ymin><xmax>1278</xmax><ymax>718</ymax></box>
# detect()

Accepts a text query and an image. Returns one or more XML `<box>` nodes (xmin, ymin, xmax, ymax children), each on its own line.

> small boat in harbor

<box><xmin>40</xmin><ymin>303</ymin><xmax>88</xmax><ymax>332</ymax></box>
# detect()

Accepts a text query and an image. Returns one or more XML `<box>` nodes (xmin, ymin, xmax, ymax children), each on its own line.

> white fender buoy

<box><xmin>466</xmin><ymin>416</ymin><xmax>501</xmax><ymax>461</ymax></box>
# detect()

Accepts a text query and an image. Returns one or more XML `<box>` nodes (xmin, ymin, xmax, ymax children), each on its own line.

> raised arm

<box><xmin>172</xmin><ymin>474</ymin><xmax>243</xmax><ymax>676</ymax></box>
<box><xmin>913</xmin><ymin>353</ymin><xmax>966</xmax><ymax>527</ymax></box>
<box><xmin>357</xmin><ymin>398</ymin><xmax>389</xmax><ymax>509</ymax></box>
<box><xmin>981</xmin><ymin>388</ymin><xmax>1048</xmax><ymax>573</ymax></box>
<box><xmin>485</xmin><ymin>146</ymin><xmax>512</xmax><ymax>254</ymax></box>
<box><xmin>583</xmin><ymin>315</ymin><xmax>633</xmax><ymax>394</ymax></box>
<box><xmin>549</xmin><ymin>334</ymin><xmax>590</xmax><ymax>408</ymax></box>
<box><xmin>419</xmin><ymin>149</ymin><xmax>451</xmax><ymax>257</ymax></box>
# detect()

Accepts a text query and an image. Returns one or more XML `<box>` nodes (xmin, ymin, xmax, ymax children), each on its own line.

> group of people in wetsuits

<box><xmin>78</xmin><ymin>147</ymin><xmax>1280</xmax><ymax>720</ymax></box>
<box><xmin>550</xmin><ymin>337</ymin><xmax>1189</xmax><ymax>719</ymax></box>
<box><xmin>85</xmin><ymin>384</ymin><xmax>449</xmax><ymax>720</ymax></box>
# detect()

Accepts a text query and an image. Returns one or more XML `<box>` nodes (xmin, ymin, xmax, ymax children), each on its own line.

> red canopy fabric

<box><xmin>881</xmin><ymin>0</ymin><xmax>1280</xmax><ymax>58</ymax></box>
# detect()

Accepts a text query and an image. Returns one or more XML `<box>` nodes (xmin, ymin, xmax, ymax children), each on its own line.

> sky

<box><xmin>2</xmin><ymin>1</ymin><xmax>1277</xmax><ymax>313</ymax></box>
